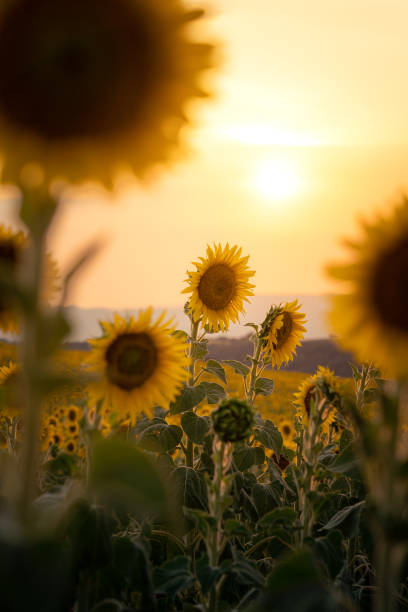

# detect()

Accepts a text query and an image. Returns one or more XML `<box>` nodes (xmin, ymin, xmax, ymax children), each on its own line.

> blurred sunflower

<box><xmin>261</xmin><ymin>300</ymin><xmax>306</xmax><ymax>368</ymax></box>
<box><xmin>87</xmin><ymin>309</ymin><xmax>188</xmax><ymax>420</ymax></box>
<box><xmin>0</xmin><ymin>0</ymin><xmax>215</xmax><ymax>188</ymax></box>
<box><xmin>294</xmin><ymin>366</ymin><xmax>338</xmax><ymax>428</ymax></box>
<box><xmin>0</xmin><ymin>224</ymin><xmax>60</xmax><ymax>332</ymax></box>
<box><xmin>279</xmin><ymin>418</ymin><xmax>295</xmax><ymax>447</ymax></box>
<box><xmin>327</xmin><ymin>197</ymin><xmax>408</xmax><ymax>379</ymax></box>
<box><xmin>0</xmin><ymin>227</ymin><xmax>25</xmax><ymax>332</ymax></box>
<box><xmin>0</xmin><ymin>361</ymin><xmax>20</xmax><ymax>416</ymax></box>
<box><xmin>182</xmin><ymin>243</ymin><xmax>255</xmax><ymax>331</ymax></box>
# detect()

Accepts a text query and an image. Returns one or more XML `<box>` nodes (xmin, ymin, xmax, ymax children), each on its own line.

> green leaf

<box><xmin>171</xmin><ymin>466</ymin><xmax>208</xmax><ymax>511</ymax></box>
<box><xmin>252</xmin><ymin>483</ymin><xmax>280</xmax><ymax>517</ymax></box>
<box><xmin>89</xmin><ymin>438</ymin><xmax>167</xmax><ymax>512</ymax></box>
<box><xmin>254</xmin><ymin>377</ymin><xmax>275</xmax><ymax>397</ymax></box>
<box><xmin>191</xmin><ymin>339</ymin><xmax>208</xmax><ymax>360</ymax></box>
<box><xmin>254</xmin><ymin>420</ymin><xmax>282</xmax><ymax>455</ymax></box>
<box><xmin>265</xmin><ymin>549</ymin><xmax>327</xmax><ymax>610</ymax></box>
<box><xmin>223</xmin><ymin>360</ymin><xmax>250</xmax><ymax>377</ymax></box>
<box><xmin>349</xmin><ymin>362</ymin><xmax>362</xmax><ymax>381</ymax></box>
<box><xmin>154</xmin><ymin>556</ymin><xmax>194</xmax><ymax>601</ymax></box>
<box><xmin>113</xmin><ymin>537</ymin><xmax>155</xmax><ymax>606</ymax></box>
<box><xmin>259</xmin><ymin>506</ymin><xmax>297</xmax><ymax>528</ymax></box>
<box><xmin>320</xmin><ymin>501</ymin><xmax>365</xmax><ymax>536</ymax></box>
<box><xmin>224</xmin><ymin>518</ymin><xmax>251</xmax><ymax>538</ymax></box>
<box><xmin>200</xmin><ymin>381</ymin><xmax>226</xmax><ymax>404</ymax></box>
<box><xmin>196</xmin><ymin>556</ymin><xmax>222</xmax><ymax>595</ymax></box>
<box><xmin>311</xmin><ymin>530</ymin><xmax>344</xmax><ymax>579</ymax></box>
<box><xmin>204</xmin><ymin>359</ymin><xmax>227</xmax><ymax>384</ymax></box>
<box><xmin>233</xmin><ymin>445</ymin><xmax>265</xmax><ymax>471</ymax></box>
<box><xmin>328</xmin><ymin>444</ymin><xmax>361</xmax><ymax>479</ymax></box>
<box><xmin>169</xmin><ymin>384</ymin><xmax>206</xmax><ymax>414</ymax></box>
<box><xmin>181</xmin><ymin>411</ymin><xmax>210</xmax><ymax>444</ymax></box>
<box><xmin>183</xmin><ymin>508</ymin><xmax>216</xmax><ymax>537</ymax></box>
<box><xmin>230</xmin><ymin>550</ymin><xmax>264</xmax><ymax>587</ymax></box>
<box><xmin>138</xmin><ymin>423</ymin><xmax>183</xmax><ymax>452</ymax></box>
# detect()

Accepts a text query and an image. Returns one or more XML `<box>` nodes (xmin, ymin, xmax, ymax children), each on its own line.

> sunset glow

<box><xmin>252</xmin><ymin>157</ymin><xmax>304</xmax><ymax>203</ymax></box>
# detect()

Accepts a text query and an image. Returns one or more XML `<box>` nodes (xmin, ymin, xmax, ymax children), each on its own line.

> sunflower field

<box><xmin>0</xmin><ymin>1</ymin><xmax>407</xmax><ymax>612</ymax></box>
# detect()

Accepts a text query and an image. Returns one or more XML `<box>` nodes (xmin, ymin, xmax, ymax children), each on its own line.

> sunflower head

<box><xmin>261</xmin><ymin>300</ymin><xmax>306</xmax><ymax>368</ymax></box>
<box><xmin>279</xmin><ymin>418</ymin><xmax>295</xmax><ymax>447</ymax></box>
<box><xmin>212</xmin><ymin>398</ymin><xmax>254</xmax><ymax>443</ymax></box>
<box><xmin>327</xmin><ymin>197</ymin><xmax>408</xmax><ymax>380</ymax></box>
<box><xmin>87</xmin><ymin>309</ymin><xmax>188</xmax><ymax>421</ymax></box>
<box><xmin>294</xmin><ymin>366</ymin><xmax>339</xmax><ymax>428</ymax></box>
<box><xmin>0</xmin><ymin>361</ymin><xmax>21</xmax><ymax>416</ymax></box>
<box><xmin>182</xmin><ymin>243</ymin><xmax>255</xmax><ymax>332</ymax></box>
<box><xmin>0</xmin><ymin>0</ymin><xmax>216</xmax><ymax>187</ymax></box>
<box><xmin>0</xmin><ymin>224</ymin><xmax>59</xmax><ymax>332</ymax></box>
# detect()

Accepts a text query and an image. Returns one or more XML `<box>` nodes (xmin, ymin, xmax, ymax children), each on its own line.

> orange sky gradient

<box><xmin>1</xmin><ymin>0</ymin><xmax>408</xmax><ymax>309</ymax></box>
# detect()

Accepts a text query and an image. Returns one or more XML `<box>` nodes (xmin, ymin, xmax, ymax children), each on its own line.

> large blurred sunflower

<box><xmin>327</xmin><ymin>198</ymin><xmax>408</xmax><ymax>379</ymax></box>
<box><xmin>182</xmin><ymin>243</ymin><xmax>255</xmax><ymax>331</ymax></box>
<box><xmin>261</xmin><ymin>300</ymin><xmax>306</xmax><ymax>368</ymax></box>
<box><xmin>0</xmin><ymin>224</ymin><xmax>59</xmax><ymax>332</ymax></box>
<box><xmin>0</xmin><ymin>0</ymin><xmax>215</xmax><ymax>188</ymax></box>
<box><xmin>87</xmin><ymin>309</ymin><xmax>188</xmax><ymax>420</ymax></box>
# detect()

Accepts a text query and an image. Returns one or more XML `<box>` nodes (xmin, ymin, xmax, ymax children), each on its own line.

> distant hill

<box><xmin>207</xmin><ymin>335</ymin><xmax>354</xmax><ymax>378</ymax></box>
<box><xmin>63</xmin><ymin>294</ymin><xmax>331</xmax><ymax>341</ymax></box>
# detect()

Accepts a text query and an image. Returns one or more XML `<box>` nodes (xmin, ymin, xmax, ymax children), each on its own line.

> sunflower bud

<box><xmin>212</xmin><ymin>398</ymin><xmax>254</xmax><ymax>443</ymax></box>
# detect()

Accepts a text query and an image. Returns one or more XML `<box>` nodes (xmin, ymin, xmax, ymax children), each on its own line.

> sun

<box><xmin>252</xmin><ymin>157</ymin><xmax>303</xmax><ymax>202</ymax></box>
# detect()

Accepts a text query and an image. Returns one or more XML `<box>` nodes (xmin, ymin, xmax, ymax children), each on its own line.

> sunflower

<box><xmin>327</xmin><ymin>197</ymin><xmax>408</xmax><ymax>380</ymax></box>
<box><xmin>0</xmin><ymin>224</ymin><xmax>60</xmax><ymax>332</ymax></box>
<box><xmin>279</xmin><ymin>418</ymin><xmax>295</xmax><ymax>447</ymax></box>
<box><xmin>0</xmin><ymin>361</ymin><xmax>20</xmax><ymax>416</ymax></box>
<box><xmin>0</xmin><ymin>0</ymin><xmax>215</xmax><ymax>188</ymax></box>
<box><xmin>261</xmin><ymin>300</ymin><xmax>306</xmax><ymax>368</ymax></box>
<box><xmin>182</xmin><ymin>243</ymin><xmax>255</xmax><ymax>332</ymax></box>
<box><xmin>87</xmin><ymin>309</ymin><xmax>188</xmax><ymax>420</ymax></box>
<box><xmin>294</xmin><ymin>366</ymin><xmax>338</xmax><ymax>428</ymax></box>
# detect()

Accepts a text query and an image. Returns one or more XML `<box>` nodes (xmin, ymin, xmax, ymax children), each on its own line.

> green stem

<box><xmin>374</xmin><ymin>536</ymin><xmax>404</xmax><ymax>612</ymax></box>
<box><xmin>247</xmin><ymin>336</ymin><xmax>262</xmax><ymax>408</ymax></box>
<box><xmin>186</xmin><ymin>318</ymin><xmax>200</xmax><ymax>468</ymax></box>
<box><xmin>19</xmin><ymin>219</ymin><xmax>46</xmax><ymax>525</ymax></box>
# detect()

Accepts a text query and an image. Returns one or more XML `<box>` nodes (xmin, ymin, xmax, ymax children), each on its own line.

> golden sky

<box><xmin>3</xmin><ymin>0</ymin><xmax>408</xmax><ymax>308</ymax></box>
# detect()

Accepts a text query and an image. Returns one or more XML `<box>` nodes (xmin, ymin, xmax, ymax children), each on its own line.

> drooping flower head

<box><xmin>212</xmin><ymin>398</ymin><xmax>254</xmax><ymax>443</ymax></box>
<box><xmin>0</xmin><ymin>0</ymin><xmax>216</xmax><ymax>188</ymax></box>
<box><xmin>87</xmin><ymin>309</ymin><xmax>188</xmax><ymax>421</ymax></box>
<box><xmin>294</xmin><ymin>366</ymin><xmax>340</xmax><ymax>428</ymax></box>
<box><xmin>327</xmin><ymin>197</ymin><xmax>408</xmax><ymax>379</ymax></box>
<box><xmin>260</xmin><ymin>300</ymin><xmax>306</xmax><ymax>368</ymax></box>
<box><xmin>182</xmin><ymin>243</ymin><xmax>255</xmax><ymax>332</ymax></box>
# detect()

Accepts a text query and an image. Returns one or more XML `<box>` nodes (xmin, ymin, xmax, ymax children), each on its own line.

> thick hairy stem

<box><xmin>374</xmin><ymin>536</ymin><xmax>404</xmax><ymax>612</ymax></box>
<box><xmin>208</xmin><ymin>440</ymin><xmax>226</xmax><ymax>612</ymax></box>
<box><xmin>247</xmin><ymin>337</ymin><xmax>262</xmax><ymax>408</ymax></box>
<box><xmin>185</xmin><ymin>319</ymin><xmax>200</xmax><ymax>468</ymax></box>
<box><xmin>19</xmin><ymin>224</ymin><xmax>46</xmax><ymax>524</ymax></box>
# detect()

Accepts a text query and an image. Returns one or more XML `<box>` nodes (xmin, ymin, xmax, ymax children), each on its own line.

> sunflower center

<box><xmin>273</xmin><ymin>312</ymin><xmax>293</xmax><ymax>350</ymax></box>
<box><xmin>371</xmin><ymin>235</ymin><xmax>408</xmax><ymax>333</ymax></box>
<box><xmin>0</xmin><ymin>0</ymin><xmax>162</xmax><ymax>140</ymax></box>
<box><xmin>282</xmin><ymin>424</ymin><xmax>291</xmax><ymax>437</ymax></box>
<box><xmin>106</xmin><ymin>332</ymin><xmax>157</xmax><ymax>391</ymax></box>
<box><xmin>198</xmin><ymin>264</ymin><xmax>236</xmax><ymax>311</ymax></box>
